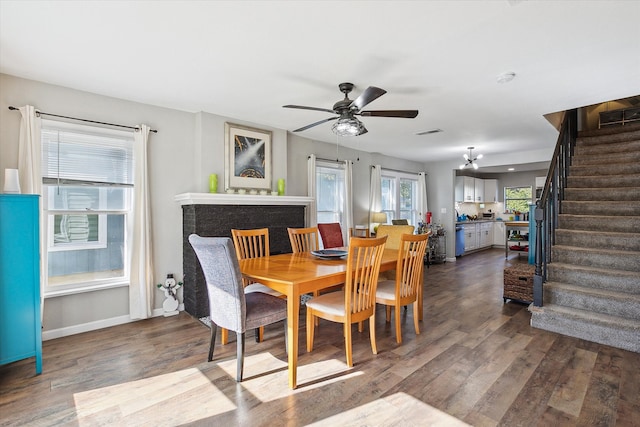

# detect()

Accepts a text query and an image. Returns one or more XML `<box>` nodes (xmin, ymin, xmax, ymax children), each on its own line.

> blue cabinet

<box><xmin>0</xmin><ymin>194</ymin><xmax>42</xmax><ymax>374</ymax></box>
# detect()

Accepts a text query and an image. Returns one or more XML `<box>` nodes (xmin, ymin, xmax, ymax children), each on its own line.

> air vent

<box><xmin>416</xmin><ymin>128</ymin><xmax>443</xmax><ymax>135</ymax></box>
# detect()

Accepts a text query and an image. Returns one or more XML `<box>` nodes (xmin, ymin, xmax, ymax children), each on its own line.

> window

<box><xmin>41</xmin><ymin>120</ymin><xmax>134</xmax><ymax>294</ymax></box>
<box><xmin>504</xmin><ymin>186</ymin><xmax>533</xmax><ymax>213</ymax></box>
<box><xmin>381</xmin><ymin>170</ymin><xmax>419</xmax><ymax>225</ymax></box>
<box><xmin>316</xmin><ymin>161</ymin><xmax>345</xmax><ymax>226</ymax></box>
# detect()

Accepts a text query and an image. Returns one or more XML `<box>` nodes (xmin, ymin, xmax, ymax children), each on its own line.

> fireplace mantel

<box><xmin>175</xmin><ymin>192</ymin><xmax>314</xmax><ymax>207</ymax></box>
<box><xmin>176</xmin><ymin>192</ymin><xmax>313</xmax><ymax>318</ymax></box>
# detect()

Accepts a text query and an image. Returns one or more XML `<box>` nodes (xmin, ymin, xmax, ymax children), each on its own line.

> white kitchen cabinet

<box><xmin>479</xmin><ymin>222</ymin><xmax>493</xmax><ymax>248</ymax></box>
<box><xmin>474</xmin><ymin>178</ymin><xmax>484</xmax><ymax>202</ymax></box>
<box><xmin>484</xmin><ymin>179</ymin><xmax>498</xmax><ymax>203</ymax></box>
<box><xmin>493</xmin><ymin>221</ymin><xmax>505</xmax><ymax>246</ymax></box>
<box><xmin>463</xmin><ymin>223</ymin><xmax>477</xmax><ymax>251</ymax></box>
<box><xmin>463</xmin><ymin>177</ymin><xmax>475</xmax><ymax>202</ymax></box>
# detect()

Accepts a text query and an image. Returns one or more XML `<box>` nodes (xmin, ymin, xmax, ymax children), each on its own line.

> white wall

<box><xmin>0</xmin><ymin>73</ymin><xmax>425</xmax><ymax>336</ymax></box>
<box><xmin>0</xmin><ymin>73</ymin><xmax>553</xmax><ymax>336</ymax></box>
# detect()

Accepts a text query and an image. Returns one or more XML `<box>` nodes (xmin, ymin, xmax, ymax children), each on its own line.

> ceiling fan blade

<box><xmin>359</xmin><ymin>110</ymin><xmax>419</xmax><ymax>118</ymax></box>
<box><xmin>350</xmin><ymin>86</ymin><xmax>387</xmax><ymax>111</ymax></box>
<box><xmin>293</xmin><ymin>116</ymin><xmax>338</xmax><ymax>132</ymax></box>
<box><xmin>283</xmin><ymin>104</ymin><xmax>335</xmax><ymax>114</ymax></box>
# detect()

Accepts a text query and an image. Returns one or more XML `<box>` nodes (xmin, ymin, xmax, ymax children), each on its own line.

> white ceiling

<box><xmin>1</xmin><ymin>1</ymin><xmax>639</xmax><ymax>171</ymax></box>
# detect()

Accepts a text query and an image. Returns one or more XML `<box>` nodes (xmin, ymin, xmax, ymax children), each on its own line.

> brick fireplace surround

<box><xmin>175</xmin><ymin>193</ymin><xmax>314</xmax><ymax>318</ymax></box>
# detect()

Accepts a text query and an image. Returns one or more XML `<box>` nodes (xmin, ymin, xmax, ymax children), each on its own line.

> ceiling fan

<box><xmin>283</xmin><ymin>82</ymin><xmax>419</xmax><ymax>137</ymax></box>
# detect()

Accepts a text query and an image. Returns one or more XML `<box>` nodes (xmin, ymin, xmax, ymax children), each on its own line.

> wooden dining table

<box><xmin>238</xmin><ymin>248</ymin><xmax>402</xmax><ymax>389</ymax></box>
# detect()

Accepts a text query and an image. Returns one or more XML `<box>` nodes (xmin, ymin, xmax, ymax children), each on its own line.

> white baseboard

<box><xmin>42</xmin><ymin>303</ymin><xmax>186</xmax><ymax>341</ymax></box>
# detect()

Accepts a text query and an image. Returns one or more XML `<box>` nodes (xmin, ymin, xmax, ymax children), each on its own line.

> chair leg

<box><xmin>283</xmin><ymin>319</ymin><xmax>288</xmax><ymax>355</ymax></box>
<box><xmin>344</xmin><ymin>322</ymin><xmax>353</xmax><ymax>367</ymax></box>
<box><xmin>413</xmin><ymin>300</ymin><xmax>420</xmax><ymax>336</ymax></box>
<box><xmin>386</xmin><ymin>306</ymin><xmax>391</xmax><ymax>322</ymax></box>
<box><xmin>255</xmin><ymin>326</ymin><xmax>264</xmax><ymax>343</ymax></box>
<box><xmin>221</xmin><ymin>327</ymin><xmax>229</xmax><ymax>345</ymax></box>
<box><xmin>306</xmin><ymin>307</ymin><xmax>315</xmax><ymax>352</ymax></box>
<box><xmin>369</xmin><ymin>315</ymin><xmax>378</xmax><ymax>355</ymax></box>
<box><xmin>395</xmin><ymin>303</ymin><xmax>402</xmax><ymax>344</ymax></box>
<box><xmin>236</xmin><ymin>332</ymin><xmax>245</xmax><ymax>382</ymax></box>
<box><xmin>208</xmin><ymin>323</ymin><xmax>218</xmax><ymax>362</ymax></box>
<box><xmin>358</xmin><ymin>321</ymin><xmax>364</xmax><ymax>333</ymax></box>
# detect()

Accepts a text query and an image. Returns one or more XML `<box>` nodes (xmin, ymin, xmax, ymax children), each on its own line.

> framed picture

<box><xmin>224</xmin><ymin>122</ymin><xmax>272</xmax><ymax>190</ymax></box>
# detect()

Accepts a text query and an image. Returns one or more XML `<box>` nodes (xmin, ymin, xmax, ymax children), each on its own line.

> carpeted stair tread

<box><xmin>530</xmin><ymin>303</ymin><xmax>640</xmax><ymax>353</ymax></box>
<box><xmin>552</xmin><ymin>245</ymin><xmax>640</xmax><ymax>272</ymax></box>
<box><xmin>575</xmin><ymin>138</ymin><xmax>640</xmax><ymax>155</ymax></box>
<box><xmin>548</xmin><ymin>262</ymin><xmax>640</xmax><ymax>293</ymax></box>
<box><xmin>570</xmin><ymin>162</ymin><xmax>640</xmax><ymax>176</ymax></box>
<box><xmin>567</xmin><ymin>174</ymin><xmax>640</xmax><ymax>188</ymax></box>
<box><xmin>564</xmin><ymin>187</ymin><xmax>640</xmax><ymax>201</ymax></box>
<box><xmin>544</xmin><ymin>281</ymin><xmax>640</xmax><ymax>320</ymax></box>
<box><xmin>557</xmin><ymin>214</ymin><xmax>640</xmax><ymax>233</ymax></box>
<box><xmin>555</xmin><ymin>229</ymin><xmax>640</xmax><ymax>251</ymax></box>
<box><xmin>572</xmin><ymin>151</ymin><xmax>640</xmax><ymax>166</ymax></box>
<box><xmin>562</xmin><ymin>201</ymin><xmax>640</xmax><ymax>216</ymax></box>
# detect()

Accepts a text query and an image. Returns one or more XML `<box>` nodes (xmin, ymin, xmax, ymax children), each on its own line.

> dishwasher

<box><xmin>455</xmin><ymin>225</ymin><xmax>464</xmax><ymax>256</ymax></box>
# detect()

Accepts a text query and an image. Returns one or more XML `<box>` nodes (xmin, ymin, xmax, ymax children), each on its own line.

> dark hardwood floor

<box><xmin>1</xmin><ymin>249</ymin><xmax>638</xmax><ymax>426</ymax></box>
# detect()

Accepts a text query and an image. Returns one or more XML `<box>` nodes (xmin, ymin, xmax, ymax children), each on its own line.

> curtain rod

<box><xmin>373</xmin><ymin>165</ymin><xmax>426</xmax><ymax>175</ymax></box>
<box><xmin>309</xmin><ymin>155</ymin><xmax>353</xmax><ymax>164</ymax></box>
<box><xmin>8</xmin><ymin>106</ymin><xmax>158</xmax><ymax>133</ymax></box>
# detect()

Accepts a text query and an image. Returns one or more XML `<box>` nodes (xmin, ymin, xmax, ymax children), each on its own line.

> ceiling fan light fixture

<box><xmin>332</xmin><ymin>116</ymin><xmax>363</xmax><ymax>137</ymax></box>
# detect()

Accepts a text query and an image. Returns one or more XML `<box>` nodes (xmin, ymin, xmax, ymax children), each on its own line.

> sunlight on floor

<box><xmin>307</xmin><ymin>392</ymin><xmax>472</xmax><ymax>426</ymax></box>
<box><xmin>73</xmin><ymin>368</ymin><xmax>236</xmax><ymax>425</ymax></box>
<box><xmin>217</xmin><ymin>351</ymin><xmax>363</xmax><ymax>401</ymax></box>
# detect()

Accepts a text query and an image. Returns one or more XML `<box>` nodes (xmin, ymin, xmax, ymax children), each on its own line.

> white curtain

<box><xmin>17</xmin><ymin>105</ymin><xmax>45</xmax><ymax>318</ymax></box>
<box><xmin>417</xmin><ymin>172</ymin><xmax>429</xmax><ymax>223</ymax></box>
<box><xmin>368</xmin><ymin>165</ymin><xmax>382</xmax><ymax>231</ymax></box>
<box><xmin>129</xmin><ymin>125</ymin><xmax>154</xmax><ymax>319</ymax></box>
<box><xmin>307</xmin><ymin>154</ymin><xmax>317</xmax><ymax>227</ymax></box>
<box><xmin>343</xmin><ymin>160</ymin><xmax>354</xmax><ymax>244</ymax></box>
<box><xmin>18</xmin><ymin>106</ymin><xmax>42</xmax><ymax>195</ymax></box>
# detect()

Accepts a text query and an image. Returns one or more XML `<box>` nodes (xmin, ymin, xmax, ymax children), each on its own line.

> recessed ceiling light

<box><xmin>508</xmin><ymin>167</ymin><xmax>515</xmax><ymax>171</ymax></box>
<box><xmin>497</xmin><ymin>72</ymin><xmax>516</xmax><ymax>84</ymax></box>
<box><xmin>416</xmin><ymin>128</ymin><xmax>443</xmax><ymax>135</ymax></box>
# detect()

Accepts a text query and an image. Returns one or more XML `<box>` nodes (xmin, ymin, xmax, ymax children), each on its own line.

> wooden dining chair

<box><xmin>375</xmin><ymin>233</ymin><xmax>428</xmax><ymax>344</ymax></box>
<box><xmin>231</xmin><ymin>228</ymin><xmax>285</xmax><ymax>343</ymax></box>
<box><xmin>317</xmin><ymin>222</ymin><xmax>345</xmax><ymax>249</ymax></box>
<box><xmin>287</xmin><ymin>227</ymin><xmax>320</xmax><ymax>254</ymax></box>
<box><xmin>305</xmin><ymin>236</ymin><xmax>388</xmax><ymax>367</ymax></box>
<box><xmin>188</xmin><ymin>235</ymin><xmax>287</xmax><ymax>382</ymax></box>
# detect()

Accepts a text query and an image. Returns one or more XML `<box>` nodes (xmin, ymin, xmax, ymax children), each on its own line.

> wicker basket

<box><xmin>503</xmin><ymin>264</ymin><xmax>535</xmax><ymax>303</ymax></box>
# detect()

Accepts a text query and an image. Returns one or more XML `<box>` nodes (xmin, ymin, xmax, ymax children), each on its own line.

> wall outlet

<box><xmin>440</xmin><ymin>208</ymin><xmax>447</xmax><ymax>214</ymax></box>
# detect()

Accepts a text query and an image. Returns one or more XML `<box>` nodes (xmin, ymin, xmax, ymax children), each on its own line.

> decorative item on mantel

<box><xmin>277</xmin><ymin>178</ymin><xmax>285</xmax><ymax>196</ymax></box>
<box><xmin>209</xmin><ymin>174</ymin><xmax>218</xmax><ymax>193</ymax></box>
<box><xmin>157</xmin><ymin>274</ymin><xmax>182</xmax><ymax>317</ymax></box>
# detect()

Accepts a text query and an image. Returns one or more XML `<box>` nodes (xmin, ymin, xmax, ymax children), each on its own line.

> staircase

<box><xmin>530</xmin><ymin>123</ymin><xmax>640</xmax><ymax>352</ymax></box>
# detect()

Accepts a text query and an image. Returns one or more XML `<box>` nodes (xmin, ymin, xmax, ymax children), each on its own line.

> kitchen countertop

<box><xmin>456</xmin><ymin>219</ymin><xmax>500</xmax><ymax>225</ymax></box>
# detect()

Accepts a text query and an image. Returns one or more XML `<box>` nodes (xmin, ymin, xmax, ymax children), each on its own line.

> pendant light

<box><xmin>459</xmin><ymin>147</ymin><xmax>483</xmax><ymax>170</ymax></box>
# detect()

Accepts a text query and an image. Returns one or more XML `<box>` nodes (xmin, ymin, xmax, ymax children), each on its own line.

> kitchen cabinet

<box><xmin>484</xmin><ymin>179</ymin><xmax>498</xmax><ymax>203</ymax></box>
<box><xmin>474</xmin><ymin>179</ymin><xmax>484</xmax><ymax>202</ymax></box>
<box><xmin>455</xmin><ymin>176</ymin><xmax>485</xmax><ymax>203</ymax></box>
<box><xmin>0</xmin><ymin>195</ymin><xmax>42</xmax><ymax>375</ymax></box>
<box><xmin>479</xmin><ymin>222</ymin><xmax>493</xmax><ymax>248</ymax></box>
<box><xmin>455</xmin><ymin>176</ymin><xmax>476</xmax><ymax>202</ymax></box>
<box><xmin>463</xmin><ymin>223</ymin><xmax>477</xmax><ymax>251</ymax></box>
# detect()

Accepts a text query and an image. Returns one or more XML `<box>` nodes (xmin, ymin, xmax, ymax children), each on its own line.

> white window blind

<box><xmin>41</xmin><ymin>120</ymin><xmax>134</xmax><ymax>187</ymax></box>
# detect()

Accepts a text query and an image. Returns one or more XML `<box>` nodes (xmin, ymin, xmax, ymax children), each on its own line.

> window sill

<box><xmin>44</xmin><ymin>280</ymin><xmax>129</xmax><ymax>298</ymax></box>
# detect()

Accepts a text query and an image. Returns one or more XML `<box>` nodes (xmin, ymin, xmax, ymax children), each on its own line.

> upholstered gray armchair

<box><xmin>188</xmin><ymin>235</ymin><xmax>287</xmax><ymax>382</ymax></box>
